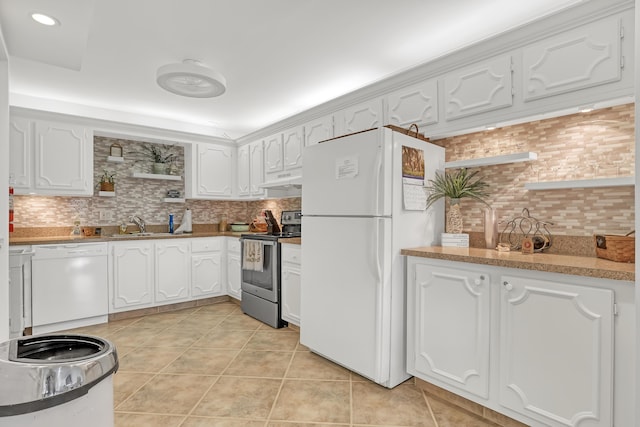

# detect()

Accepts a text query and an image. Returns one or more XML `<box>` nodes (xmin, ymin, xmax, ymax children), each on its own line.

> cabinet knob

<box><xmin>473</xmin><ymin>275</ymin><xmax>485</xmax><ymax>286</ymax></box>
<box><xmin>503</xmin><ymin>281</ymin><xmax>513</xmax><ymax>291</ymax></box>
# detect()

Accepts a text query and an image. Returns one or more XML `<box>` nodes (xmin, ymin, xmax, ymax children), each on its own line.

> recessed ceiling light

<box><xmin>31</xmin><ymin>12</ymin><xmax>59</xmax><ymax>26</ymax></box>
<box><xmin>157</xmin><ymin>59</ymin><xmax>226</xmax><ymax>98</ymax></box>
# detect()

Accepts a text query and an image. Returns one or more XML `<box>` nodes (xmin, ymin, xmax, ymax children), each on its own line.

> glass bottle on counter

<box><xmin>219</xmin><ymin>214</ymin><xmax>228</xmax><ymax>232</ymax></box>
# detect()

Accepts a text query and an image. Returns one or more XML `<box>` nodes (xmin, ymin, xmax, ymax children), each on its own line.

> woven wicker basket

<box><xmin>594</xmin><ymin>232</ymin><xmax>635</xmax><ymax>263</ymax></box>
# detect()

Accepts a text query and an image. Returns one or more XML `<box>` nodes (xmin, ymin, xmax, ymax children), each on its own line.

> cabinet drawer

<box><xmin>282</xmin><ymin>244</ymin><xmax>301</xmax><ymax>264</ymax></box>
<box><xmin>191</xmin><ymin>238</ymin><xmax>223</xmax><ymax>253</ymax></box>
<box><xmin>227</xmin><ymin>238</ymin><xmax>241</xmax><ymax>254</ymax></box>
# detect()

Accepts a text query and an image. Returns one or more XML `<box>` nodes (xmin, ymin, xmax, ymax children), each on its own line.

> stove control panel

<box><xmin>281</xmin><ymin>210</ymin><xmax>302</xmax><ymax>225</ymax></box>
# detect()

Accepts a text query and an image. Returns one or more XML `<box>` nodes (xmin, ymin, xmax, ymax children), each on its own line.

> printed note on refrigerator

<box><xmin>401</xmin><ymin>146</ymin><xmax>427</xmax><ymax>210</ymax></box>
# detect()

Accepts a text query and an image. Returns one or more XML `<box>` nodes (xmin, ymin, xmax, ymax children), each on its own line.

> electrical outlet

<box><xmin>99</xmin><ymin>210</ymin><xmax>112</xmax><ymax>221</ymax></box>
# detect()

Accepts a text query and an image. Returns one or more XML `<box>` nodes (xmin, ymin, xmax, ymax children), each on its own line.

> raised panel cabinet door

<box><xmin>226</xmin><ymin>253</ymin><xmax>242</xmax><ymax>300</ymax></box>
<box><xmin>304</xmin><ymin>115</ymin><xmax>333</xmax><ymax>147</ymax></box>
<box><xmin>499</xmin><ymin>275</ymin><xmax>614</xmax><ymax>427</ymax></box>
<box><xmin>339</xmin><ymin>98</ymin><xmax>384</xmax><ymax>135</ymax></box>
<box><xmin>249</xmin><ymin>140</ymin><xmax>265</xmax><ymax>196</ymax></box>
<box><xmin>237</xmin><ymin>144</ymin><xmax>250</xmax><ymax>196</ymax></box>
<box><xmin>34</xmin><ymin>121</ymin><xmax>92</xmax><ymax>195</ymax></box>
<box><xmin>197</xmin><ymin>144</ymin><xmax>233</xmax><ymax>197</ymax></box>
<box><xmin>9</xmin><ymin>117</ymin><xmax>32</xmax><ymax>191</ymax></box>
<box><xmin>407</xmin><ymin>260</ymin><xmax>491</xmax><ymax>399</ymax></box>
<box><xmin>264</xmin><ymin>134</ymin><xmax>283</xmax><ymax>174</ymax></box>
<box><xmin>191</xmin><ymin>252</ymin><xmax>224</xmax><ymax>297</ymax></box>
<box><xmin>444</xmin><ymin>55</ymin><xmax>513</xmax><ymax>120</ymax></box>
<box><xmin>387</xmin><ymin>79</ymin><xmax>438</xmax><ymax>128</ymax></box>
<box><xmin>111</xmin><ymin>242</ymin><xmax>154</xmax><ymax>310</ymax></box>
<box><xmin>281</xmin><ymin>263</ymin><xmax>301</xmax><ymax>326</ymax></box>
<box><xmin>523</xmin><ymin>17</ymin><xmax>622</xmax><ymax>102</ymax></box>
<box><xmin>283</xmin><ymin>127</ymin><xmax>304</xmax><ymax>170</ymax></box>
<box><xmin>155</xmin><ymin>240</ymin><xmax>191</xmax><ymax>303</ymax></box>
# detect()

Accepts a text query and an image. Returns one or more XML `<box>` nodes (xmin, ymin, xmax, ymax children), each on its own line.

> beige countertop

<box><xmin>9</xmin><ymin>231</ymin><xmax>248</xmax><ymax>246</ymax></box>
<box><xmin>401</xmin><ymin>246</ymin><xmax>635</xmax><ymax>282</ymax></box>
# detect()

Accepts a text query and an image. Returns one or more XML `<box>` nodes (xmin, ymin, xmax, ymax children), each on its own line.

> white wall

<box><xmin>0</xmin><ymin>24</ymin><xmax>9</xmax><ymax>342</ymax></box>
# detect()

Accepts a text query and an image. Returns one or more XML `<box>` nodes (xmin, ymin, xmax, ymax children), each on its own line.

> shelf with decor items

<box><xmin>131</xmin><ymin>172</ymin><xmax>182</xmax><ymax>181</ymax></box>
<box><xmin>106</xmin><ymin>156</ymin><xmax>124</xmax><ymax>163</ymax></box>
<box><xmin>163</xmin><ymin>198</ymin><xmax>185</xmax><ymax>203</ymax></box>
<box><xmin>444</xmin><ymin>152</ymin><xmax>537</xmax><ymax>169</ymax></box>
<box><xmin>524</xmin><ymin>176</ymin><xmax>634</xmax><ymax>190</ymax></box>
<box><xmin>98</xmin><ymin>191</ymin><xmax>115</xmax><ymax>197</ymax></box>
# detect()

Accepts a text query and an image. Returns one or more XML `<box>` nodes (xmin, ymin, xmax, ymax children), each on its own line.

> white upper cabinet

<box><xmin>185</xmin><ymin>143</ymin><xmax>234</xmax><ymax>199</ymax></box>
<box><xmin>9</xmin><ymin>117</ymin><xmax>32</xmax><ymax>190</ymax></box>
<box><xmin>335</xmin><ymin>98</ymin><xmax>384</xmax><ymax>136</ymax></box>
<box><xmin>264</xmin><ymin>133</ymin><xmax>283</xmax><ymax>176</ymax></box>
<box><xmin>10</xmin><ymin>116</ymin><xmax>93</xmax><ymax>196</ymax></box>
<box><xmin>236</xmin><ymin>144</ymin><xmax>250</xmax><ymax>197</ymax></box>
<box><xmin>236</xmin><ymin>140</ymin><xmax>266</xmax><ymax>198</ymax></box>
<box><xmin>304</xmin><ymin>115</ymin><xmax>333</xmax><ymax>147</ymax></box>
<box><xmin>282</xmin><ymin>127</ymin><xmax>304</xmax><ymax>170</ymax></box>
<box><xmin>444</xmin><ymin>55</ymin><xmax>513</xmax><ymax>121</ymax></box>
<box><xmin>34</xmin><ymin>120</ymin><xmax>93</xmax><ymax>195</ymax></box>
<box><xmin>523</xmin><ymin>17</ymin><xmax>622</xmax><ymax>102</ymax></box>
<box><xmin>264</xmin><ymin>127</ymin><xmax>304</xmax><ymax>183</ymax></box>
<box><xmin>249</xmin><ymin>140</ymin><xmax>265</xmax><ymax>196</ymax></box>
<box><xmin>387</xmin><ymin>79</ymin><xmax>438</xmax><ymax>128</ymax></box>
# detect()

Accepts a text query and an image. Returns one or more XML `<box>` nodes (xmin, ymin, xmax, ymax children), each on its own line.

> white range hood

<box><xmin>259</xmin><ymin>176</ymin><xmax>302</xmax><ymax>198</ymax></box>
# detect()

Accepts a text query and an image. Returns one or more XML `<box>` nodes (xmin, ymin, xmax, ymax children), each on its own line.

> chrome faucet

<box><xmin>131</xmin><ymin>215</ymin><xmax>146</xmax><ymax>233</ymax></box>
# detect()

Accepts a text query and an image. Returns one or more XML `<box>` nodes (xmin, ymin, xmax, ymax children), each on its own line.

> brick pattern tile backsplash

<box><xmin>13</xmin><ymin>104</ymin><xmax>634</xmax><ymax>237</ymax></box>
<box><xmin>439</xmin><ymin>104</ymin><xmax>634</xmax><ymax>236</ymax></box>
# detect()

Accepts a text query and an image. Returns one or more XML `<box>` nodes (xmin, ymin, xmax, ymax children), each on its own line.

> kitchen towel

<box><xmin>242</xmin><ymin>241</ymin><xmax>264</xmax><ymax>272</ymax></box>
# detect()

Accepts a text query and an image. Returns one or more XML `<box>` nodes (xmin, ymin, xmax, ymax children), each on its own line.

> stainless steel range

<box><xmin>240</xmin><ymin>210</ymin><xmax>301</xmax><ymax>328</ymax></box>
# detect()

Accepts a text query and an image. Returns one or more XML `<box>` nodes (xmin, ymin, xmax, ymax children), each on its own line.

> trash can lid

<box><xmin>0</xmin><ymin>334</ymin><xmax>118</xmax><ymax>416</ymax></box>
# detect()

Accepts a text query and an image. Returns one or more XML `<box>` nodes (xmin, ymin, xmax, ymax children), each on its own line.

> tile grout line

<box><xmin>174</xmin><ymin>304</ymin><xmax>258</xmax><ymax>427</ymax></box>
<box><xmin>262</xmin><ymin>327</ymin><xmax>298</xmax><ymax>426</ymax></box>
<box><xmin>421</xmin><ymin>389</ymin><xmax>440</xmax><ymax>427</ymax></box>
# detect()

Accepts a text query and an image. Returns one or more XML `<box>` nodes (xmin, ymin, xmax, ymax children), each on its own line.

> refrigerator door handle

<box><xmin>373</xmin><ymin>217</ymin><xmax>384</xmax><ymax>382</ymax></box>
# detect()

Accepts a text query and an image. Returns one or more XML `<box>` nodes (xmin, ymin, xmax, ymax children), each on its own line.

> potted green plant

<box><xmin>142</xmin><ymin>143</ymin><xmax>175</xmax><ymax>174</ymax></box>
<box><xmin>99</xmin><ymin>170</ymin><xmax>115</xmax><ymax>192</ymax></box>
<box><xmin>425</xmin><ymin>168</ymin><xmax>490</xmax><ymax>233</ymax></box>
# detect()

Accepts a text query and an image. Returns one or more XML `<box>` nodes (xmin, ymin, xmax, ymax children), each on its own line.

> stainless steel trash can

<box><xmin>0</xmin><ymin>334</ymin><xmax>118</xmax><ymax>427</ymax></box>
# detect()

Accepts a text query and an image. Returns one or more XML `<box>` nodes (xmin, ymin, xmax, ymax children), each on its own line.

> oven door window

<box><xmin>241</xmin><ymin>240</ymin><xmax>278</xmax><ymax>300</ymax></box>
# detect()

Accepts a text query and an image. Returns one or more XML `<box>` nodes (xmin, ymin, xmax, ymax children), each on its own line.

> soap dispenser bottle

<box><xmin>169</xmin><ymin>213</ymin><xmax>174</xmax><ymax>234</ymax></box>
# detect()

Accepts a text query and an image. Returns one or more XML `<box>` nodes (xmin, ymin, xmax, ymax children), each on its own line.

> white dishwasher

<box><xmin>31</xmin><ymin>243</ymin><xmax>109</xmax><ymax>334</ymax></box>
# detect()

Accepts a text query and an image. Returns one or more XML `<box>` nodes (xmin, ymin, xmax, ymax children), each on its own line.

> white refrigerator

<box><xmin>301</xmin><ymin>127</ymin><xmax>445</xmax><ymax>388</ymax></box>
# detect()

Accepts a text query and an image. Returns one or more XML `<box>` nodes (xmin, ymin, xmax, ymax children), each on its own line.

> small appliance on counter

<box><xmin>239</xmin><ymin>209</ymin><xmax>301</xmax><ymax>328</ymax></box>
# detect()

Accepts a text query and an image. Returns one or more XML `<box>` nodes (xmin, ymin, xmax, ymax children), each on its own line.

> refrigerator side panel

<box><xmin>302</xmin><ymin>128</ymin><xmax>392</xmax><ymax>217</ymax></box>
<box><xmin>388</xmin><ymin>130</ymin><xmax>446</xmax><ymax>386</ymax></box>
<box><xmin>301</xmin><ymin>215</ymin><xmax>392</xmax><ymax>385</ymax></box>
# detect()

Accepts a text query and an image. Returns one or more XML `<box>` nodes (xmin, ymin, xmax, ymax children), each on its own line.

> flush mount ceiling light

<box><xmin>156</xmin><ymin>59</ymin><xmax>226</xmax><ymax>98</ymax></box>
<box><xmin>31</xmin><ymin>12</ymin><xmax>59</xmax><ymax>26</ymax></box>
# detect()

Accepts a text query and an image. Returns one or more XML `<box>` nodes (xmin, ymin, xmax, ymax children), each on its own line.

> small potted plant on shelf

<box><xmin>99</xmin><ymin>170</ymin><xmax>115</xmax><ymax>192</ymax></box>
<box><xmin>142</xmin><ymin>143</ymin><xmax>175</xmax><ymax>174</ymax></box>
<box><xmin>425</xmin><ymin>168</ymin><xmax>490</xmax><ymax>234</ymax></box>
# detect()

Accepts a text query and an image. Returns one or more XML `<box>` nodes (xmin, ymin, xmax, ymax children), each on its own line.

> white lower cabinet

<box><xmin>407</xmin><ymin>262</ymin><xmax>491</xmax><ymax>398</ymax></box>
<box><xmin>191</xmin><ymin>237</ymin><xmax>225</xmax><ymax>297</ymax></box>
<box><xmin>226</xmin><ymin>237</ymin><xmax>242</xmax><ymax>300</ymax></box>
<box><xmin>406</xmin><ymin>257</ymin><xmax>625</xmax><ymax>427</ymax></box>
<box><xmin>281</xmin><ymin>243</ymin><xmax>301</xmax><ymax>326</ymax></box>
<box><xmin>155</xmin><ymin>240</ymin><xmax>191</xmax><ymax>303</ymax></box>
<box><xmin>498</xmin><ymin>274</ymin><xmax>614</xmax><ymax>427</ymax></box>
<box><xmin>110</xmin><ymin>241</ymin><xmax>154</xmax><ymax>311</ymax></box>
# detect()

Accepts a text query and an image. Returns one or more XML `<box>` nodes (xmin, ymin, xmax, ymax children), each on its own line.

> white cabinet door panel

<box><xmin>444</xmin><ymin>55</ymin><xmax>512</xmax><ymax>120</ymax></box>
<box><xmin>9</xmin><ymin>117</ymin><xmax>32</xmax><ymax>190</ymax></box>
<box><xmin>155</xmin><ymin>240</ymin><xmax>190</xmax><ymax>303</ymax></box>
<box><xmin>249</xmin><ymin>141</ymin><xmax>265</xmax><ymax>196</ymax></box>
<box><xmin>237</xmin><ymin>144</ymin><xmax>250</xmax><ymax>196</ymax></box>
<box><xmin>499</xmin><ymin>275</ymin><xmax>613</xmax><ymax>427</ymax></box>
<box><xmin>283</xmin><ymin>127</ymin><xmax>304</xmax><ymax>170</ymax></box>
<box><xmin>192</xmin><ymin>252</ymin><xmax>224</xmax><ymax>297</ymax></box>
<box><xmin>304</xmin><ymin>115</ymin><xmax>333</xmax><ymax>146</ymax></box>
<box><xmin>408</xmin><ymin>262</ymin><xmax>490</xmax><ymax>398</ymax></box>
<box><xmin>197</xmin><ymin>144</ymin><xmax>233</xmax><ymax>197</ymax></box>
<box><xmin>338</xmin><ymin>98</ymin><xmax>384</xmax><ymax>136</ymax></box>
<box><xmin>264</xmin><ymin>134</ymin><xmax>283</xmax><ymax>175</ymax></box>
<box><xmin>523</xmin><ymin>17</ymin><xmax>622</xmax><ymax>101</ymax></box>
<box><xmin>111</xmin><ymin>242</ymin><xmax>154</xmax><ymax>310</ymax></box>
<box><xmin>387</xmin><ymin>79</ymin><xmax>438</xmax><ymax>128</ymax></box>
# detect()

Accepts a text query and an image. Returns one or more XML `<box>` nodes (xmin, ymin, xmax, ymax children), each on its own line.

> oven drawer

<box><xmin>192</xmin><ymin>237</ymin><xmax>223</xmax><ymax>253</ymax></box>
<box><xmin>227</xmin><ymin>238</ymin><xmax>241</xmax><ymax>254</ymax></box>
<box><xmin>282</xmin><ymin>244</ymin><xmax>301</xmax><ymax>265</ymax></box>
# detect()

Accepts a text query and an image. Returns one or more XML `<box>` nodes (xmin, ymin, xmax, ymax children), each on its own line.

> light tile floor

<box><xmin>69</xmin><ymin>302</ymin><xmax>499</xmax><ymax>427</ymax></box>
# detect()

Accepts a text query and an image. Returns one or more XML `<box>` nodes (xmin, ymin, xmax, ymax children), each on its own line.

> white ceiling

<box><xmin>0</xmin><ymin>0</ymin><xmax>587</xmax><ymax>140</ymax></box>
